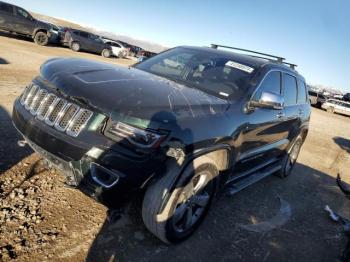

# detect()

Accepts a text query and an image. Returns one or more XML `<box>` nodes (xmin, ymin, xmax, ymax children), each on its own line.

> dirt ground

<box><xmin>1</xmin><ymin>33</ymin><xmax>350</xmax><ymax>262</ymax></box>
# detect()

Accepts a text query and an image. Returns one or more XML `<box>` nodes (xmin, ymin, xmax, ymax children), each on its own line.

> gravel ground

<box><xmin>1</xmin><ymin>33</ymin><xmax>350</xmax><ymax>262</ymax></box>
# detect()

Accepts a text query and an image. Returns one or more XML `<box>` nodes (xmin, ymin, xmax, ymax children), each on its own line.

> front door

<box><xmin>236</xmin><ymin>70</ymin><xmax>288</xmax><ymax>172</ymax></box>
<box><xmin>12</xmin><ymin>6</ymin><xmax>35</xmax><ymax>35</ymax></box>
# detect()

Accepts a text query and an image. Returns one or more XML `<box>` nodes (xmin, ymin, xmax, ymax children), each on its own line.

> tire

<box><xmin>102</xmin><ymin>49</ymin><xmax>111</xmax><ymax>58</ymax></box>
<box><xmin>277</xmin><ymin>136</ymin><xmax>303</xmax><ymax>178</ymax></box>
<box><xmin>327</xmin><ymin>107</ymin><xmax>335</xmax><ymax>114</ymax></box>
<box><xmin>142</xmin><ymin>163</ymin><xmax>217</xmax><ymax>244</ymax></box>
<box><xmin>34</xmin><ymin>31</ymin><xmax>49</xmax><ymax>46</ymax></box>
<box><xmin>71</xmin><ymin>42</ymin><xmax>80</xmax><ymax>52</ymax></box>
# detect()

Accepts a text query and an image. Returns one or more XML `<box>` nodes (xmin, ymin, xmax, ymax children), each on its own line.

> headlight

<box><xmin>106</xmin><ymin>122</ymin><xmax>166</xmax><ymax>148</ymax></box>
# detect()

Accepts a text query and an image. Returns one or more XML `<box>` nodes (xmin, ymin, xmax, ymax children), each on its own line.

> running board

<box><xmin>226</xmin><ymin>164</ymin><xmax>282</xmax><ymax>196</ymax></box>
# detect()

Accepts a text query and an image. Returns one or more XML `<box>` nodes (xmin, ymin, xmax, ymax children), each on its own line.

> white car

<box><xmin>322</xmin><ymin>99</ymin><xmax>350</xmax><ymax>116</ymax></box>
<box><xmin>103</xmin><ymin>39</ymin><xmax>128</xmax><ymax>58</ymax></box>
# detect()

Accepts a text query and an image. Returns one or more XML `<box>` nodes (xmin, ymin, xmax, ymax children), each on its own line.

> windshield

<box><xmin>135</xmin><ymin>47</ymin><xmax>255</xmax><ymax>99</ymax></box>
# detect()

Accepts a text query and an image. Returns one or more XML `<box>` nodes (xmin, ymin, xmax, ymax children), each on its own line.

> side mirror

<box><xmin>250</xmin><ymin>91</ymin><xmax>284</xmax><ymax>110</ymax></box>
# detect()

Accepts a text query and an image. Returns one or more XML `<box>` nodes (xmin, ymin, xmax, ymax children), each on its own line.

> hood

<box><xmin>39</xmin><ymin>58</ymin><xmax>230</xmax><ymax>122</ymax></box>
<box><xmin>35</xmin><ymin>19</ymin><xmax>52</xmax><ymax>30</ymax></box>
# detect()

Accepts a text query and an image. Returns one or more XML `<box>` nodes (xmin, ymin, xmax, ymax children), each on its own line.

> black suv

<box><xmin>60</xmin><ymin>28</ymin><xmax>112</xmax><ymax>58</ymax></box>
<box><xmin>0</xmin><ymin>1</ymin><xmax>53</xmax><ymax>45</ymax></box>
<box><xmin>12</xmin><ymin>45</ymin><xmax>311</xmax><ymax>243</ymax></box>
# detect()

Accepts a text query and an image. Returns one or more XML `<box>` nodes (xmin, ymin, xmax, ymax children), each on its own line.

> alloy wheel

<box><xmin>172</xmin><ymin>172</ymin><xmax>214</xmax><ymax>233</ymax></box>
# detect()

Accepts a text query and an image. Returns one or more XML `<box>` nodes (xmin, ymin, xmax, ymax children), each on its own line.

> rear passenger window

<box><xmin>297</xmin><ymin>79</ymin><xmax>307</xmax><ymax>104</ymax></box>
<box><xmin>253</xmin><ymin>71</ymin><xmax>281</xmax><ymax>101</ymax></box>
<box><xmin>0</xmin><ymin>3</ymin><xmax>13</xmax><ymax>13</ymax></box>
<box><xmin>79</xmin><ymin>32</ymin><xmax>89</xmax><ymax>38</ymax></box>
<box><xmin>283</xmin><ymin>74</ymin><xmax>298</xmax><ymax>106</ymax></box>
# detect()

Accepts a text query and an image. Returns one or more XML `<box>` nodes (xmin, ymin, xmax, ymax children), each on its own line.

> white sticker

<box><xmin>225</xmin><ymin>61</ymin><xmax>254</xmax><ymax>74</ymax></box>
<box><xmin>219</xmin><ymin>92</ymin><xmax>229</xmax><ymax>97</ymax></box>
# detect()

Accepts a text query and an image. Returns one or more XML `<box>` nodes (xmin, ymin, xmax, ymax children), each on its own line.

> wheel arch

<box><xmin>33</xmin><ymin>28</ymin><xmax>48</xmax><ymax>37</ymax></box>
<box><xmin>146</xmin><ymin>144</ymin><xmax>232</xmax><ymax>215</ymax></box>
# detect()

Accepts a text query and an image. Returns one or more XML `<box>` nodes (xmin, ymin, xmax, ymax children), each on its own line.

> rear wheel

<box><xmin>277</xmin><ymin>137</ymin><xmax>303</xmax><ymax>178</ymax></box>
<box><xmin>102</xmin><ymin>49</ymin><xmax>111</xmax><ymax>58</ymax></box>
<box><xmin>71</xmin><ymin>42</ymin><xmax>80</xmax><ymax>52</ymax></box>
<box><xmin>142</xmin><ymin>163</ymin><xmax>217</xmax><ymax>244</ymax></box>
<box><xmin>34</xmin><ymin>31</ymin><xmax>49</xmax><ymax>46</ymax></box>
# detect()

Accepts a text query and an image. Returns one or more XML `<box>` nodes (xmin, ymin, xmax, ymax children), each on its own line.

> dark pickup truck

<box><xmin>0</xmin><ymin>1</ymin><xmax>53</xmax><ymax>45</ymax></box>
<box><xmin>12</xmin><ymin>44</ymin><xmax>311</xmax><ymax>243</ymax></box>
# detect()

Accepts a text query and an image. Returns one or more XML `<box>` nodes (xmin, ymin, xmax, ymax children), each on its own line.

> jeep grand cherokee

<box><xmin>12</xmin><ymin>45</ymin><xmax>311</xmax><ymax>243</ymax></box>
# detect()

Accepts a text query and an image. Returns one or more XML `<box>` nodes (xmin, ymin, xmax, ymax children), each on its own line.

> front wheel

<box><xmin>102</xmin><ymin>49</ymin><xmax>111</xmax><ymax>58</ymax></box>
<box><xmin>277</xmin><ymin>137</ymin><xmax>303</xmax><ymax>178</ymax></box>
<box><xmin>142</xmin><ymin>163</ymin><xmax>217</xmax><ymax>244</ymax></box>
<box><xmin>34</xmin><ymin>32</ymin><xmax>49</xmax><ymax>46</ymax></box>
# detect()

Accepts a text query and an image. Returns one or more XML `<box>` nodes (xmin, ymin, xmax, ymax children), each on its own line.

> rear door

<box><xmin>77</xmin><ymin>31</ymin><xmax>89</xmax><ymax>50</ymax></box>
<box><xmin>297</xmin><ymin>78</ymin><xmax>311</xmax><ymax>125</ymax></box>
<box><xmin>12</xmin><ymin>6</ymin><xmax>35</xmax><ymax>35</ymax></box>
<box><xmin>282</xmin><ymin>73</ymin><xmax>300</xmax><ymax>143</ymax></box>
<box><xmin>0</xmin><ymin>3</ymin><xmax>14</xmax><ymax>31</ymax></box>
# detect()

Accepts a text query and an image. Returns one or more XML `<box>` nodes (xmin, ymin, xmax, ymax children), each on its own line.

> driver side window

<box><xmin>253</xmin><ymin>71</ymin><xmax>281</xmax><ymax>101</ymax></box>
<box><xmin>16</xmin><ymin>7</ymin><xmax>30</xmax><ymax>19</ymax></box>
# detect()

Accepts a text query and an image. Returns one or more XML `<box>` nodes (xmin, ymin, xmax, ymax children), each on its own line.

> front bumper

<box><xmin>12</xmin><ymin>97</ymin><xmax>164</xmax><ymax>206</ymax></box>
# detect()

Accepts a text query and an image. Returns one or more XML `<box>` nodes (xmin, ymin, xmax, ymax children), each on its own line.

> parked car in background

<box><xmin>45</xmin><ymin>22</ymin><xmax>60</xmax><ymax>44</ymax></box>
<box><xmin>102</xmin><ymin>39</ymin><xmax>128</xmax><ymax>58</ymax></box>
<box><xmin>137</xmin><ymin>50</ymin><xmax>157</xmax><ymax>58</ymax></box>
<box><xmin>13</xmin><ymin>44</ymin><xmax>310</xmax><ymax>243</ymax></box>
<box><xmin>60</xmin><ymin>28</ymin><xmax>112</xmax><ymax>57</ymax></box>
<box><xmin>0</xmin><ymin>1</ymin><xmax>53</xmax><ymax>45</ymax></box>
<box><xmin>308</xmin><ymin>90</ymin><xmax>327</xmax><ymax>108</ymax></box>
<box><xmin>343</xmin><ymin>93</ymin><xmax>350</xmax><ymax>102</ymax></box>
<box><xmin>322</xmin><ymin>99</ymin><xmax>350</xmax><ymax>116</ymax></box>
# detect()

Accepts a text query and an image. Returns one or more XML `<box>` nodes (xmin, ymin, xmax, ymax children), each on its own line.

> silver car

<box><xmin>322</xmin><ymin>99</ymin><xmax>350</xmax><ymax>116</ymax></box>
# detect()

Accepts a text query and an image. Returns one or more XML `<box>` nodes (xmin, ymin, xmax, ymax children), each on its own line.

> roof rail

<box><xmin>210</xmin><ymin>44</ymin><xmax>297</xmax><ymax>69</ymax></box>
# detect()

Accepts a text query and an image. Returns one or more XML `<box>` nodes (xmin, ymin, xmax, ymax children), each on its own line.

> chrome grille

<box><xmin>30</xmin><ymin>89</ymin><xmax>48</xmax><ymax>115</ymax></box>
<box><xmin>67</xmin><ymin>109</ymin><xmax>93</xmax><ymax>137</ymax></box>
<box><xmin>46</xmin><ymin>99</ymin><xmax>67</xmax><ymax>125</ymax></box>
<box><xmin>56</xmin><ymin>104</ymin><xmax>80</xmax><ymax>131</ymax></box>
<box><xmin>24</xmin><ymin>85</ymin><xmax>39</xmax><ymax>110</ymax></box>
<box><xmin>37</xmin><ymin>94</ymin><xmax>56</xmax><ymax>120</ymax></box>
<box><xmin>20</xmin><ymin>85</ymin><xmax>93</xmax><ymax>137</ymax></box>
<box><xmin>20</xmin><ymin>85</ymin><xmax>32</xmax><ymax>105</ymax></box>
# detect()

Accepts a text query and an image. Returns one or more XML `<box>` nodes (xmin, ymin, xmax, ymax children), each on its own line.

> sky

<box><xmin>8</xmin><ymin>0</ymin><xmax>350</xmax><ymax>92</ymax></box>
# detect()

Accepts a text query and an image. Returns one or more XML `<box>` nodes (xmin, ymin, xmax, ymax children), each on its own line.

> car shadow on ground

<box><xmin>0</xmin><ymin>105</ymin><xmax>32</xmax><ymax>174</ymax></box>
<box><xmin>334</xmin><ymin>137</ymin><xmax>350</xmax><ymax>153</ymax></box>
<box><xmin>85</xmin><ymin>161</ymin><xmax>350</xmax><ymax>262</ymax></box>
<box><xmin>0</xmin><ymin>57</ymin><xmax>9</xmax><ymax>64</ymax></box>
<box><xmin>0</xmin><ymin>30</ymin><xmax>31</xmax><ymax>43</ymax></box>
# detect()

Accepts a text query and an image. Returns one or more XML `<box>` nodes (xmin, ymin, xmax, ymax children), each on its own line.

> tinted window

<box><xmin>16</xmin><ymin>7</ymin><xmax>30</xmax><ymax>19</ymax></box>
<box><xmin>309</xmin><ymin>91</ymin><xmax>317</xmax><ymax>96</ymax></box>
<box><xmin>253</xmin><ymin>71</ymin><xmax>281</xmax><ymax>101</ymax></box>
<box><xmin>297</xmin><ymin>79</ymin><xmax>307</xmax><ymax>104</ymax></box>
<box><xmin>0</xmin><ymin>3</ymin><xmax>13</xmax><ymax>13</ymax></box>
<box><xmin>79</xmin><ymin>32</ymin><xmax>89</xmax><ymax>38</ymax></box>
<box><xmin>283</xmin><ymin>74</ymin><xmax>298</xmax><ymax>106</ymax></box>
<box><xmin>135</xmin><ymin>47</ymin><xmax>255</xmax><ymax>100</ymax></box>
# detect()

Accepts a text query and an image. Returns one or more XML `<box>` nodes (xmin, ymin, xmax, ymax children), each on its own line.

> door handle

<box><xmin>277</xmin><ymin>112</ymin><xmax>285</xmax><ymax>118</ymax></box>
<box><xmin>298</xmin><ymin>109</ymin><xmax>304</xmax><ymax>115</ymax></box>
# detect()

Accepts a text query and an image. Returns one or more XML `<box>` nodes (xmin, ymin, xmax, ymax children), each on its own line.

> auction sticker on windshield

<box><xmin>225</xmin><ymin>61</ymin><xmax>254</xmax><ymax>74</ymax></box>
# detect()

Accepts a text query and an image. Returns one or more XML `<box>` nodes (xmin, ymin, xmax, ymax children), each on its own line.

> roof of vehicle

<box><xmin>178</xmin><ymin>46</ymin><xmax>301</xmax><ymax>77</ymax></box>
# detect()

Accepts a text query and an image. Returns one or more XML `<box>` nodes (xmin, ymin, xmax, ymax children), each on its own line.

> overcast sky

<box><xmin>8</xmin><ymin>0</ymin><xmax>350</xmax><ymax>92</ymax></box>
